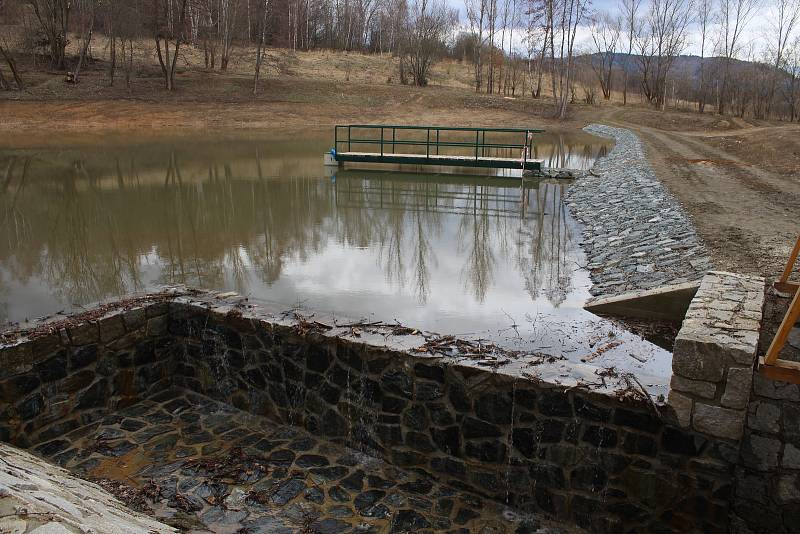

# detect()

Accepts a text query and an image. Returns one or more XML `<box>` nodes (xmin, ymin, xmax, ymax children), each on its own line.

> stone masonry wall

<box><xmin>668</xmin><ymin>272</ymin><xmax>765</xmax><ymax>442</ymax></box>
<box><xmin>168</xmin><ymin>301</ymin><xmax>735</xmax><ymax>533</ymax></box>
<box><xmin>0</xmin><ymin>302</ymin><xmax>179</xmax><ymax>458</ymax></box>
<box><xmin>0</xmin><ymin>293</ymin><xmax>752</xmax><ymax>533</ymax></box>
<box><xmin>732</xmin><ymin>365</ymin><xmax>800</xmax><ymax>533</ymax></box>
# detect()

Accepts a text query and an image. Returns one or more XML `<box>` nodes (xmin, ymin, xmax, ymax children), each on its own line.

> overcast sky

<box><xmin>448</xmin><ymin>0</ymin><xmax>779</xmax><ymax>59</ymax></box>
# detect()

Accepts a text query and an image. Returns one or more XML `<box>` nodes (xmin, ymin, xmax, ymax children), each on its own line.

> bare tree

<box><xmin>785</xmin><ymin>35</ymin><xmax>800</xmax><ymax>121</ymax></box>
<box><xmin>619</xmin><ymin>0</ymin><xmax>643</xmax><ymax>105</ymax></box>
<box><xmin>0</xmin><ymin>42</ymin><xmax>24</xmax><ymax>90</ymax></box>
<box><xmin>636</xmin><ymin>0</ymin><xmax>693</xmax><ymax>109</ymax></box>
<box><xmin>154</xmin><ymin>0</ymin><xmax>190</xmax><ymax>91</ymax></box>
<box><xmin>486</xmin><ymin>0</ymin><xmax>499</xmax><ymax>92</ymax></box>
<box><xmin>72</xmin><ymin>0</ymin><xmax>97</xmax><ymax>83</ymax></box>
<box><xmin>400</xmin><ymin>0</ymin><xmax>455</xmax><ymax>86</ymax></box>
<box><xmin>716</xmin><ymin>0</ymin><xmax>759</xmax><ymax>114</ymax></box>
<box><xmin>697</xmin><ymin>0</ymin><xmax>713</xmax><ymax>112</ymax></box>
<box><xmin>589</xmin><ymin>11</ymin><xmax>621</xmax><ymax>100</ymax></box>
<box><xmin>766</xmin><ymin>0</ymin><xmax>800</xmax><ymax>116</ymax></box>
<box><xmin>522</xmin><ymin>0</ymin><xmax>546</xmax><ymax>98</ymax></box>
<box><xmin>253</xmin><ymin>0</ymin><xmax>270</xmax><ymax>93</ymax></box>
<box><xmin>28</xmin><ymin>0</ymin><xmax>70</xmax><ymax>69</ymax></box>
<box><xmin>548</xmin><ymin>0</ymin><xmax>589</xmax><ymax>119</ymax></box>
<box><xmin>219</xmin><ymin>0</ymin><xmax>240</xmax><ymax>69</ymax></box>
<box><xmin>466</xmin><ymin>0</ymin><xmax>489</xmax><ymax>91</ymax></box>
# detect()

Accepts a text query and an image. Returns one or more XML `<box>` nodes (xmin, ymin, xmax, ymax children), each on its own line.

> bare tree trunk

<box><xmin>0</xmin><ymin>45</ymin><xmax>23</xmax><ymax>90</ymax></box>
<box><xmin>74</xmin><ymin>19</ymin><xmax>95</xmax><ymax>84</ymax></box>
<box><xmin>109</xmin><ymin>34</ymin><xmax>117</xmax><ymax>86</ymax></box>
<box><xmin>156</xmin><ymin>37</ymin><xmax>172</xmax><ymax>90</ymax></box>
<box><xmin>125</xmin><ymin>39</ymin><xmax>134</xmax><ymax>92</ymax></box>
<box><xmin>29</xmin><ymin>0</ymin><xmax>71</xmax><ymax>70</ymax></box>
<box><xmin>534</xmin><ymin>24</ymin><xmax>548</xmax><ymax>98</ymax></box>
<box><xmin>253</xmin><ymin>0</ymin><xmax>270</xmax><ymax>95</ymax></box>
<box><xmin>155</xmin><ymin>0</ymin><xmax>188</xmax><ymax>91</ymax></box>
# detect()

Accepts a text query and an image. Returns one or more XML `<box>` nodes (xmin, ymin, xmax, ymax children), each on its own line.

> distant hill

<box><xmin>580</xmin><ymin>52</ymin><xmax>783</xmax><ymax>84</ymax></box>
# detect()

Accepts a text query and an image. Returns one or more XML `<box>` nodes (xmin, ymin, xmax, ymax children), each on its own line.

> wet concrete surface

<box><xmin>41</xmin><ymin>388</ymin><xmax>577</xmax><ymax>533</ymax></box>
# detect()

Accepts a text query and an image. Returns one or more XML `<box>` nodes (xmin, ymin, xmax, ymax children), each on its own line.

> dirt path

<box><xmin>666</xmin><ymin>124</ymin><xmax>800</xmax><ymax>138</ymax></box>
<box><xmin>600</xmin><ymin>108</ymin><xmax>800</xmax><ymax>280</ymax></box>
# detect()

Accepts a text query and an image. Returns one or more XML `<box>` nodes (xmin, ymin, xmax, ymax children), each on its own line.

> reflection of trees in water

<box><xmin>513</xmin><ymin>184</ymin><xmax>574</xmax><ymax>307</ymax></box>
<box><xmin>458</xmin><ymin>186</ymin><xmax>497</xmax><ymax>303</ymax></box>
<box><xmin>1</xmin><ymin>157</ymin><xmax>32</xmax><ymax>256</ymax></box>
<box><xmin>0</xmin><ymin>156</ymin><xmax>32</xmax><ymax>322</ymax></box>
<box><xmin>0</xmin><ymin>149</ymin><xmax>576</xmax><ymax>309</ymax></box>
<box><xmin>455</xmin><ymin>182</ymin><xmax>575</xmax><ymax>306</ymax></box>
<box><xmin>338</xmin><ymin>178</ymin><xmax>442</xmax><ymax>303</ymax></box>
<box><xmin>532</xmin><ymin>136</ymin><xmax>610</xmax><ymax>170</ymax></box>
<box><xmin>1</xmin><ymin>155</ymin><xmax>145</xmax><ymax>306</ymax></box>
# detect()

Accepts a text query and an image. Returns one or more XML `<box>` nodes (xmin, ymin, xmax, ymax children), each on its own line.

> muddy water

<box><xmin>0</xmin><ymin>130</ymin><xmax>672</xmax><ymax>387</ymax></box>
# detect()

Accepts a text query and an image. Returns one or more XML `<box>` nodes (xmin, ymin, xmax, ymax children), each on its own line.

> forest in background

<box><xmin>0</xmin><ymin>0</ymin><xmax>798</xmax><ymax>121</ymax></box>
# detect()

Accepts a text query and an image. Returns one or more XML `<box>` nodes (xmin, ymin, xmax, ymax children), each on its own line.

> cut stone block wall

<box><xmin>732</xmin><ymin>373</ymin><xmax>800</xmax><ymax>533</ymax></box>
<box><xmin>668</xmin><ymin>271</ymin><xmax>765</xmax><ymax>441</ymax></box>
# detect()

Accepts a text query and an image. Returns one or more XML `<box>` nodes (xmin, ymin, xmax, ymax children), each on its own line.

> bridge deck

<box><xmin>335</xmin><ymin>151</ymin><xmax>543</xmax><ymax>171</ymax></box>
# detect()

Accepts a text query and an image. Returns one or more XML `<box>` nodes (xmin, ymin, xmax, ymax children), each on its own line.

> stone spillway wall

<box><xmin>0</xmin><ymin>289</ymin><xmax>748</xmax><ymax>533</ymax></box>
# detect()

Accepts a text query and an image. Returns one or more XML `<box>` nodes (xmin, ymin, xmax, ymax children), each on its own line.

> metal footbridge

<box><xmin>328</xmin><ymin>125</ymin><xmax>545</xmax><ymax>173</ymax></box>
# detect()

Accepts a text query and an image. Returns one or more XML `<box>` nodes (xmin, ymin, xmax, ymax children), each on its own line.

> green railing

<box><xmin>334</xmin><ymin>125</ymin><xmax>545</xmax><ymax>162</ymax></box>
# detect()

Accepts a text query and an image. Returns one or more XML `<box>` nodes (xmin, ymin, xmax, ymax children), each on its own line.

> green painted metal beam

<box><xmin>337</xmin><ymin>124</ymin><xmax>546</xmax><ymax>133</ymax></box>
<box><xmin>334</xmin><ymin>153</ymin><xmax>542</xmax><ymax>171</ymax></box>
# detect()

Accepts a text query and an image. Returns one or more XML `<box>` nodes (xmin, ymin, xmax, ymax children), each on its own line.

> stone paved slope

<box><xmin>565</xmin><ymin>124</ymin><xmax>711</xmax><ymax>298</ymax></box>
<box><xmin>39</xmin><ymin>388</ymin><xmax>569</xmax><ymax>534</ymax></box>
<box><xmin>0</xmin><ymin>443</ymin><xmax>176</xmax><ymax>533</ymax></box>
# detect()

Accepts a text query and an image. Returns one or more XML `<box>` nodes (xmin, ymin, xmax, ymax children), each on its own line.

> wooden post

<box><xmin>781</xmin><ymin>236</ymin><xmax>800</xmax><ymax>284</ymax></box>
<box><xmin>764</xmin><ymin>288</ymin><xmax>800</xmax><ymax>365</ymax></box>
<box><xmin>761</xmin><ymin>234</ymin><xmax>800</xmax><ymax>381</ymax></box>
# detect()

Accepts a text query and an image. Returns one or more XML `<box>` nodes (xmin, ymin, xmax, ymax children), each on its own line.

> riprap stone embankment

<box><xmin>565</xmin><ymin>124</ymin><xmax>711</xmax><ymax>298</ymax></box>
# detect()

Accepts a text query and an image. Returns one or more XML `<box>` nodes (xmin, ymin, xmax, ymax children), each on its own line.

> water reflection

<box><xmin>0</xmin><ymin>133</ymin><xmax>606</xmax><ymax>333</ymax></box>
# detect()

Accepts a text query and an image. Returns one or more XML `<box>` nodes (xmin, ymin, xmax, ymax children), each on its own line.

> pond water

<box><xmin>0</xmin><ymin>130</ymin><xmax>672</xmax><ymax>388</ymax></box>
